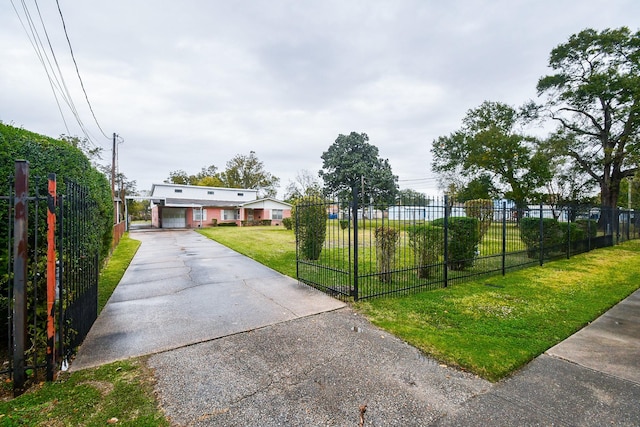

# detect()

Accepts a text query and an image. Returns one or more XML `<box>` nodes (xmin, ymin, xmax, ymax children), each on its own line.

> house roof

<box><xmin>151</xmin><ymin>183</ymin><xmax>257</xmax><ymax>194</ymax></box>
<box><xmin>162</xmin><ymin>198</ymin><xmax>243</xmax><ymax>208</ymax></box>
<box><xmin>242</xmin><ymin>198</ymin><xmax>292</xmax><ymax>209</ymax></box>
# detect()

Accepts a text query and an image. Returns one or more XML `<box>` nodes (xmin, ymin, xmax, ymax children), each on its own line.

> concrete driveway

<box><xmin>72</xmin><ymin>229</ymin><xmax>345</xmax><ymax>370</ymax></box>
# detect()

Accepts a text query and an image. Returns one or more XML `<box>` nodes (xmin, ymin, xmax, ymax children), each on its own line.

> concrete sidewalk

<box><xmin>73</xmin><ymin>229</ymin><xmax>640</xmax><ymax>425</ymax></box>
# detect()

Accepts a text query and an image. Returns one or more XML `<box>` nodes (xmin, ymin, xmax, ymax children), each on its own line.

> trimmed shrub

<box><xmin>407</xmin><ymin>224</ymin><xmax>444</xmax><ymax>278</ymax></box>
<box><xmin>464</xmin><ymin>199</ymin><xmax>494</xmax><ymax>240</ymax></box>
<box><xmin>375</xmin><ymin>226</ymin><xmax>399</xmax><ymax>283</ymax></box>
<box><xmin>575</xmin><ymin>219</ymin><xmax>598</xmax><ymax>238</ymax></box>
<box><xmin>292</xmin><ymin>195</ymin><xmax>327</xmax><ymax>260</ymax></box>
<box><xmin>339</xmin><ymin>219</ymin><xmax>349</xmax><ymax>230</ymax></box>
<box><xmin>519</xmin><ymin>217</ymin><xmax>564</xmax><ymax>258</ymax></box>
<box><xmin>218</xmin><ymin>221</ymin><xmax>238</xmax><ymax>227</ymax></box>
<box><xmin>432</xmin><ymin>217</ymin><xmax>480</xmax><ymax>270</ymax></box>
<box><xmin>282</xmin><ymin>217</ymin><xmax>293</xmax><ymax>230</ymax></box>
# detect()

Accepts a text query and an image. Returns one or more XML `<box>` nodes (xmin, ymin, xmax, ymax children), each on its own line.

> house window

<box><xmin>237</xmin><ymin>192</ymin><xmax>244</xmax><ymax>196</ymax></box>
<box><xmin>272</xmin><ymin>209</ymin><xmax>283</xmax><ymax>220</ymax></box>
<box><xmin>193</xmin><ymin>209</ymin><xmax>207</xmax><ymax>221</ymax></box>
<box><xmin>207</xmin><ymin>191</ymin><xmax>215</xmax><ymax>195</ymax></box>
<box><xmin>174</xmin><ymin>189</ymin><xmax>183</xmax><ymax>193</ymax></box>
<box><xmin>223</xmin><ymin>209</ymin><xmax>239</xmax><ymax>220</ymax></box>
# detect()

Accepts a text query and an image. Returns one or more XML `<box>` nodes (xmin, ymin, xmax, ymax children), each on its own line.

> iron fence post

<box><xmin>57</xmin><ymin>194</ymin><xmax>65</xmax><ymax>365</ymax></box>
<box><xmin>443</xmin><ymin>195</ymin><xmax>449</xmax><ymax>288</ymax></box>
<box><xmin>502</xmin><ymin>201</ymin><xmax>506</xmax><ymax>276</ymax></box>
<box><xmin>567</xmin><ymin>206</ymin><xmax>571</xmax><ymax>259</ymax></box>
<box><xmin>12</xmin><ymin>160</ymin><xmax>28</xmax><ymax>395</ymax></box>
<box><xmin>539</xmin><ymin>203</ymin><xmax>544</xmax><ymax>266</ymax></box>
<box><xmin>352</xmin><ymin>185</ymin><xmax>359</xmax><ymax>301</ymax></box>
<box><xmin>615</xmin><ymin>208</ymin><xmax>620</xmax><ymax>245</ymax></box>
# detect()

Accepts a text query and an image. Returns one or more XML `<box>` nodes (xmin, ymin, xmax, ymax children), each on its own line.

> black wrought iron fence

<box><xmin>1</xmin><ymin>161</ymin><xmax>100</xmax><ymax>395</ymax></box>
<box><xmin>295</xmin><ymin>195</ymin><xmax>639</xmax><ymax>301</ymax></box>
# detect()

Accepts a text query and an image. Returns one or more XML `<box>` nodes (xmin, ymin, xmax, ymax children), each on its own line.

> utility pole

<box><xmin>111</xmin><ymin>132</ymin><xmax>116</xmax><ymax>200</ymax></box>
<box><xmin>112</xmin><ymin>132</ymin><xmax>117</xmax><ymax>224</ymax></box>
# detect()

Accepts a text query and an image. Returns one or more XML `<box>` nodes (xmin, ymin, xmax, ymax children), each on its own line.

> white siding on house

<box><xmin>151</xmin><ymin>184</ymin><xmax>258</xmax><ymax>202</ymax></box>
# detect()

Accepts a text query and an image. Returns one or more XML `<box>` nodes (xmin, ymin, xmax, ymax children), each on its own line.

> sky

<box><xmin>2</xmin><ymin>1</ymin><xmax>640</xmax><ymax>198</ymax></box>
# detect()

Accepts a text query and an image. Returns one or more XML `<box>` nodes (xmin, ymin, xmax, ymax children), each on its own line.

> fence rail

<box><xmin>1</xmin><ymin>161</ymin><xmax>100</xmax><ymax>395</ymax></box>
<box><xmin>296</xmin><ymin>195</ymin><xmax>639</xmax><ymax>301</ymax></box>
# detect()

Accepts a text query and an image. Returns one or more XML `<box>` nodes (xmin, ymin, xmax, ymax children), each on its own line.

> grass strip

<box><xmin>98</xmin><ymin>233</ymin><xmax>141</xmax><ymax>312</ymax></box>
<box><xmin>198</xmin><ymin>226</ymin><xmax>297</xmax><ymax>277</ymax></box>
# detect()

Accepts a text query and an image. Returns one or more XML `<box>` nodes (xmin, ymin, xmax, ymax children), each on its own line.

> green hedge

<box><xmin>282</xmin><ymin>217</ymin><xmax>293</xmax><ymax>230</ymax></box>
<box><xmin>0</xmin><ymin>123</ymin><xmax>113</xmax><ymax>261</ymax></box>
<box><xmin>575</xmin><ymin>219</ymin><xmax>598</xmax><ymax>238</ymax></box>
<box><xmin>292</xmin><ymin>195</ymin><xmax>327</xmax><ymax>260</ymax></box>
<box><xmin>375</xmin><ymin>226</ymin><xmax>399</xmax><ymax>283</ymax></box>
<box><xmin>431</xmin><ymin>217</ymin><xmax>480</xmax><ymax>270</ymax></box>
<box><xmin>519</xmin><ymin>217</ymin><xmax>589</xmax><ymax>258</ymax></box>
<box><xmin>407</xmin><ymin>224</ymin><xmax>444</xmax><ymax>278</ymax></box>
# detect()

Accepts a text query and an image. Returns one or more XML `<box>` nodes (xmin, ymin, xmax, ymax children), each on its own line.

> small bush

<box><xmin>432</xmin><ymin>217</ymin><xmax>480</xmax><ymax>270</ymax></box>
<box><xmin>519</xmin><ymin>217</ymin><xmax>564</xmax><ymax>258</ymax></box>
<box><xmin>282</xmin><ymin>217</ymin><xmax>293</xmax><ymax>230</ymax></box>
<box><xmin>407</xmin><ymin>224</ymin><xmax>444</xmax><ymax>278</ymax></box>
<box><xmin>217</xmin><ymin>222</ymin><xmax>238</xmax><ymax>227</ymax></box>
<box><xmin>375</xmin><ymin>226</ymin><xmax>399</xmax><ymax>283</ymax></box>
<box><xmin>464</xmin><ymin>199</ymin><xmax>494</xmax><ymax>240</ymax></box>
<box><xmin>292</xmin><ymin>196</ymin><xmax>327</xmax><ymax>260</ymax></box>
<box><xmin>210</xmin><ymin>218</ymin><xmax>218</xmax><ymax>227</ymax></box>
<box><xmin>339</xmin><ymin>219</ymin><xmax>349</xmax><ymax>230</ymax></box>
<box><xmin>575</xmin><ymin>219</ymin><xmax>598</xmax><ymax>238</ymax></box>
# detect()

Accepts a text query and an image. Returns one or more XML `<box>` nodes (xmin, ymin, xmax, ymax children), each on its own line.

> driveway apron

<box><xmin>71</xmin><ymin>229</ymin><xmax>345</xmax><ymax>370</ymax></box>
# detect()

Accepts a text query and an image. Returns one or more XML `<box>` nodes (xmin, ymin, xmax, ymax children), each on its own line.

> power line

<box><xmin>10</xmin><ymin>0</ymin><xmax>109</xmax><ymax>147</ymax></box>
<box><xmin>55</xmin><ymin>0</ymin><xmax>110</xmax><ymax>141</ymax></box>
<box><xmin>10</xmin><ymin>0</ymin><xmax>72</xmax><ymax>135</ymax></box>
<box><xmin>30</xmin><ymin>0</ymin><xmax>97</xmax><ymax>144</ymax></box>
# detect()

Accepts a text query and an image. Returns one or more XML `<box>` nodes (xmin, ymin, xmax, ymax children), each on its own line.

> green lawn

<box><xmin>198</xmin><ymin>226</ymin><xmax>298</xmax><ymax>277</ymax></box>
<box><xmin>199</xmin><ymin>226</ymin><xmax>640</xmax><ymax>381</ymax></box>
<box><xmin>98</xmin><ymin>233</ymin><xmax>141</xmax><ymax>312</ymax></box>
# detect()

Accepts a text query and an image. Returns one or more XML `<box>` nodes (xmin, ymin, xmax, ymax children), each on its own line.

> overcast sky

<box><xmin>2</xmin><ymin>1</ymin><xmax>640</xmax><ymax>197</ymax></box>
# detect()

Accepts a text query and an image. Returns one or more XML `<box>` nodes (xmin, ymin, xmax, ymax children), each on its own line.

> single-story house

<box><xmin>150</xmin><ymin>183</ymin><xmax>292</xmax><ymax>228</ymax></box>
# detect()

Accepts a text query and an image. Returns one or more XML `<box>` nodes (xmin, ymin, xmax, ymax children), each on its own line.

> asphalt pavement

<box><xmin>72</xmin><ymin>229</ymin><xmax>640</xmax><ymax>426</ymax></box>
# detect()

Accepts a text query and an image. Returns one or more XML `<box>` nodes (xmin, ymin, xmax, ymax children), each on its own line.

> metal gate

<box><xmin>1</xmin><ymin>161</ymin><xmax>100</xmax><ymax>395</ymax></box>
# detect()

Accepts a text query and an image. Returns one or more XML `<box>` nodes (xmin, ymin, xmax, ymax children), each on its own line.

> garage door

<box><xmin>162</xmin><ymin>208</ymin><xmax>186</xmax><ymax>228</ymax></box>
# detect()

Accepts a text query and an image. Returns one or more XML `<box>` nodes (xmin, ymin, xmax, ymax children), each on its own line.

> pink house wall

<box><xmin>153</xmin><ymin>205</ymin><xmax>291</xmax><ymax>228</ymax></box>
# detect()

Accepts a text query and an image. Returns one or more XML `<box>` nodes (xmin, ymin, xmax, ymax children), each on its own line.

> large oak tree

<box><xmin>431</xmin><ymin>101</ymin><xmax>551</xmax><ymax>209</ymax></box>
<box><xmin>319</xmin><ymin>132</ymin><xmax>398</xmax><ymax>207</ymax></box>
<box><xmin>219</xmin><ymin>151</ymin><xmax>280</xmax><ymax>198</ymax></box>
<box><xmin>536</xmin><ymin>27</ymin><xmax>640</xmax><ymax>209</ymax></box>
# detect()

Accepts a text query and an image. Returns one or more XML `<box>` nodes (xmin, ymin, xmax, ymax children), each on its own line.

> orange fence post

<box><xmin>46</xmin><ymin>173</ymin><xmax>57</xmax><ymax>381</ymax></box>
